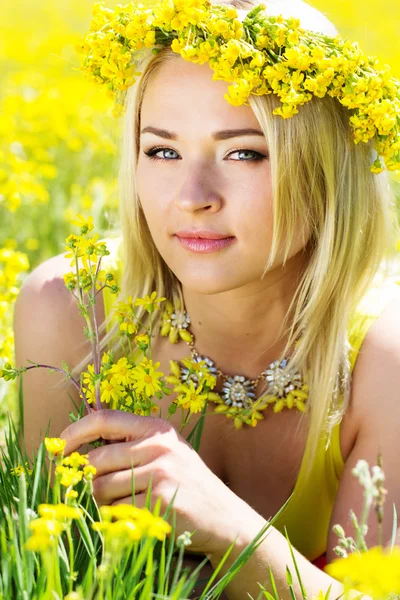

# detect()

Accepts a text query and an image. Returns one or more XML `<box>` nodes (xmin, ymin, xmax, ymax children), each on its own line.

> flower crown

<box><xmin>76</xmin><ymin>0</ymin><xmax>400</xmax><ymax>174</ymax></box>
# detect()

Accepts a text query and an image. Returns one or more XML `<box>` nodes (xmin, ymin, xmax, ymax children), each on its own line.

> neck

<box><xmin>180</xmin><ymin>250</ymin><xmax>308</xmax><ymax>380</ymax></box>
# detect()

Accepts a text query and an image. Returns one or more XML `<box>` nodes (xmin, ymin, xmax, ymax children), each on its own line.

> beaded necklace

<box><xmin>160</xmin><ymin>299</ymin><xmax>309</xmax><ymax>425</ymax></box>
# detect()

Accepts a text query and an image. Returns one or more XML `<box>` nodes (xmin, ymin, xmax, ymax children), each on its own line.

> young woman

<box><xmin>14</xmin><ymin>0</ymin><xmax>400</xmax><ymax>597</ymax></box>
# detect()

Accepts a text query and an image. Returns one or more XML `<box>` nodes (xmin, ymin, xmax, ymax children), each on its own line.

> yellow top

<box><xmin>101</xmin><ymin>236</ymin><xmax>400</xmax><ymax>561</ymax></box>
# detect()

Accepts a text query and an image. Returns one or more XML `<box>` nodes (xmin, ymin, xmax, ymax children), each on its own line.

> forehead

<box><xmin>140</xmin><ymin>57</ymin><xmax>261</xmax><ymax>132</ymax></box>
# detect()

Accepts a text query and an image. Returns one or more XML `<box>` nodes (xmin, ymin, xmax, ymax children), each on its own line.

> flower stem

<box><xmin>21</xmin><ymin>364</ymin><xmax>91</xmax><ymax>413</ymax></box>
<box><xmin>45</xmin><ymin>457</ymin><xmax>53</xmax><ymax>504</ymax></box>
<box><xmin>66</xmin><ymin>527</ymin><xmax>75</xmax><ymax>593</ymax></box>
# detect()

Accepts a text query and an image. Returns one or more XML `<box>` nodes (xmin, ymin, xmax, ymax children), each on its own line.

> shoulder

<box><xmin>328</xmin><ymin>286</ymin><xmax>400</xmax><ymax>555</ymax></box>
<box><xmin>14</xmin><ymin>252</ymin><xmax>105</xmax><ymax>363</ymax></box>
<box><xmin>348</xmin><ymin>283</ymin><xmax>400</xmax><ymax>441</ymax></box>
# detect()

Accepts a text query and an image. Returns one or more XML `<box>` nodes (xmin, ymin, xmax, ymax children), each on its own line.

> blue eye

<box><xmin>228</xmin><ymin>149</ymin><xmax>265</xmax><ymax>161</ymax></box>
<box><xmin>143</xmin><ymin>147</ymin><xmax>267</xmax><ymax>162</ymax></box>
<box><xmin>144</xmin><ymin>147</ymin><xmax>180</xmax><ymax>161</ymax></box>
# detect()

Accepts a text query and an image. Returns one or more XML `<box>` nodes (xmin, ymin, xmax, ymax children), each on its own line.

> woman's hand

<box><xmin>60</xmin><ymin>409</ymin><xmax>249</xmax><ymax>556</ymax></box>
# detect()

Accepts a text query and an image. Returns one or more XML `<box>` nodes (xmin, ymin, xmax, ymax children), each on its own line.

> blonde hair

<box><xmin>72</xmin><ymin>0</ymin><xmax>397</xmax><ymax>480</ymax></box>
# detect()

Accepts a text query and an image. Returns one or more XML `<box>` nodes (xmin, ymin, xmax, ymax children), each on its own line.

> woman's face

<box><xmin>136</xmin><ymin>57</ymin><xmax>305</xmax><ymax>295</ymax></box>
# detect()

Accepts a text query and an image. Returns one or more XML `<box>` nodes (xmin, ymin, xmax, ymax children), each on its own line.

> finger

<box><xmin>93</xmin><ymin>465</ymin><xmax>155</xmax><ymax>504</ymax></box>
<box><xmin>60</xmin><ymin>409</ymin><xmax>168</xmax><ymax>455</ymax></box>
<box><xmin>88</xmin><ymin>438</ymin><xmax>155</xmax><ymax>478</ymax></box>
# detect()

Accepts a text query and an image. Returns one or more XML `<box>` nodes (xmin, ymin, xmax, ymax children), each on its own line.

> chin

<box><xmin>174</xmin><ymin>266</ymin><xmax>253</xmax><ymax>296</ymax></box>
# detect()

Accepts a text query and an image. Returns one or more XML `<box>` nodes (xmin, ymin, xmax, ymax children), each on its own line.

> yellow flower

<box><xmin>65</xmin><ymin>489</ymin><xmax>79</xmax><ymax>500</ymax></box>
<box><xmin>83</xmin><ymin>465</ymin><xmax>97</xmax><ymax>479</ymax></box>
<box><xmin>70</xmin><ymin>214</ymin><xmax>94</xmax><ymax>234</ymax></box>
<box><xmin>134</xmin><ymin>334</ymin><xmax>150</xmax><ymax>350</ymax></box>
<box><xmin>29</xmin><ymin>517</ymin><xmax>64</xmax><ymax>537</ymax></box>
<box><xmin>325</xmin><ymin>546</ymin><xmax>400</xmax><ymax>598</ymax></box>
<box><xmin>131</xmin><ymin>360</ymin><xmax>164</xmax><ymax>397</ymax></box>
<box><xmin>176</xmin><ymin>380</ymin><xmax>208</xmax><ymax>413</ymax></box>
<box><xmin>134</xmin><ymin>291</ymin><xmax>166</xmax><ymax>313</ymax></box>
<box><xmin>108</xmin><ymin>357</ymin><xmax>133</xmax><ymax>386</ymax></box>
<box><xmin>100</xmin><ymin>377</ymin><xmax>125</xmax><ymax>405</ymax></box>
<box><xmin>10</xmin><ymin>461</ymin><xmax>33</xmax><ymax>476</ymax></box>
<box><xmin>63</xmin><ymin>272</ymin><xmax>77</xmax><ymax>290</ymax></box>
<box><xmin>55</xmin><ymin>466</ymin><xmax>84</xmax><ymax>488</ymax></box>
<box><xmin>44</xmin><ymin>437</ymin><xmax>66</xmax><ymax>459</ymax></box>
<box><xmin>10</xmin><ymin>465</ymin><xmax>25</xmax><ymax>477</ymax></box>
<box><xmin>38</xmin><ymin>504</ymin><xmax>83</xmax><ymax>521</ymax></box>
<box><xmin>62</xmin><ymin>452</ymin><xmax>89</xmax><ymax>468</ymax></box>
<box><xmin>146</xmin><ymin>515</ymin><xmax>172</xmax><ymax>540</ymax></box>
<box><xmin>25</xmin><ymin>533</ymin><xmax>54</xmax><ymax>552</ymax></box>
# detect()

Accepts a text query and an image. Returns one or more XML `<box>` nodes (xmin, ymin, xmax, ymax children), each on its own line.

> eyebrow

<box><xmin>140</xmin><ymin>126</ymin><xmax>265</xmax><ymax>140</ymax></box>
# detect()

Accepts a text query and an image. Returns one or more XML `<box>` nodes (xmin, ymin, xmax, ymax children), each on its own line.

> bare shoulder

<box><xmin>15</xmin><ymin>252</ymin><xmax>105</xmax><ymax>354</ymax></box>
<box><xmin>343</xmin><ymin>285</ymin><xmax>400</xmax><ymax>452</ymax></box>
<box><xmin>15</xmin><ymin>254</ymin><xmax>104</xmax><ymax>360</ymax></box>
<box><xmin>328</xmin><ymin>287</ymin><xmax>400</xmax><ymax>555</ymax></box>
<box><xmin>14</xmin><ymin>252</ymin><xmax>105</xmax><ymax>453</ymax></box>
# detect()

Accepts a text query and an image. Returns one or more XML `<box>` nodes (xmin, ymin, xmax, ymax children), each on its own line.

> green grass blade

<box><xmin>17</xmin><ymin>376</ymin><xmax>27</xmax><ymax>460</ymax></box>
<box><xmin>30</xmin><ymin>441</ymin><xmax>46</xmax><ymax>510</ymax></box>
<box><xmin>390</xmin><ymin>503</ymin><xmax>398</xmax><ymax>553</ymax></box>
<box><xmin>268</xmin><ymin>564</ymin><xmax>279</xmax><ymax>600</ymax></box>
<box><xmin>284</xmin><ymin>527</ymin><xmax>307</xmax><ymax>600</ymax></box>
<box><xmin>324</xmin><ymin>583</ymin><xmax>332</xmax><ymax>600</ymax></box>
<box><xmin>198</xmin><ymin>541</ymin><xmax>236</xmax><ymax>599</ymax></box>
<box><xmin>286</xmin><ymin>566</ymin><xmax>297</xmax><ymax>600</ymax></box>
<box><xmin>257</xmin><ymin>586</ymin><xmax>277</xmax><ymax>600</ymax></box>
<box><xmin>186</xmin><ymin>400</ymin><xmax>208</xmax><ymax>452</ymax></box>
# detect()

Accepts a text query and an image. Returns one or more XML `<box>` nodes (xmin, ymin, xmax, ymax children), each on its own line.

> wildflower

<box><xmin>25</xmin><ymin>532</ymin><xmax>56</xmax><ymax>552</ymax></box>
<box><xmin>108</xmin><ymin>357</ymin><xmax>133</xmax><ymax>386</ymax></box>
<box><xmin>71</xmin><ymin>214</ymin><xmax>94</xmax><ymax>235</ymax></box>
<box><xmin>325</xmin><ymin>546</ymin><xmax>400</xmax><ymax>598</ymax></box>
<box><xmin>100</xmin><ymin>377</ymin><xmax>125</xmax><ymax>404</ymax></box>
<box><xmin>176</xmin><ymin>531</ymin><xmax>193</xmax><ymax>548</ymax></box>
<box><xmin>55</xmin><ymin>466</ymin><xmax>84</xmax><ymax>488</ymax></box>
<box><xmin>176</xmin><ymin>380</ymin><xmax>208</xmax><ymax>413</ymax></box>
<box><xmin>62</xmin><ymin>452</ymin><xmax>89</xmax><ymax>468</ymax></box>
<box><xmin>10</xmin><ymin>462</ymin><xmax>33</xmax><ymax>476</ymax></box>
<box><xmin>44</xmin><ymin>437</ymin><xmax>66</xmax><ymax>459</ymax></box>
<box><xmin>131</xmin><ymin>359</ymin><xmax>164</xmax><ymax>397</ymax></box>
<box><xmin>134</xmin><ymin>291</ymin><xmax>165</xmax><ymax>313</ymax></box>
<box><xmin>38</xmin><ymin>504</ymin><xmax>83</xmax><ymax>521</ymax></box>
<box><xmin>65</xmin><ymin>489</ymin><xmax>79</xmax><ymax>500</ymax></box>
<box><xmin>29</xmin><ymin>518</ymin><xmax>64</xmax><ymax>538</ymax></box>
<box><xmin>83</xmin><ymin>465</ymin><xmax>97</xmax><ymax>480</ymax></box>
<box><xmin>134</xmin><ymin>333</ymin><xmax>150</xmax><ymax>350</ymax></box>
<box><xmin>63</xmin><ymin>272</ymin><xmax>77</xmax><ymax>290</ymax></box>
<box><xmin>114</xmin><ymin>296</ymin><xmax>138</xmax><ymax>335</ymax></box>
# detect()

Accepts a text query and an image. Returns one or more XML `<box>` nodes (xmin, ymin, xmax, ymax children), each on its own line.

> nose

<box><xmin>174</xmin><ymin>164</ymin><xmax>223</xmax><ymax>214</ymax></box>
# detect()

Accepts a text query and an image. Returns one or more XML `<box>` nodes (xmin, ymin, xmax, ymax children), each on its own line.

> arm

<box><xmin>208</xmin><ymin>295</ymin><xmax>400</xmax><ymax>599</ymax></box>
<box><xmin>13</xmin><ymin>252</ymin><xmax>103</xmax><ymax>457</ymax></box>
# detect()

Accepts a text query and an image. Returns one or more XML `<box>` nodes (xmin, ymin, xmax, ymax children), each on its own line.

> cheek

<box><xmin>235</xmin><ymin>179</ymin><xmax>274</xmax><ymax>245</ymax></box>
<box><xmin>136</xmin><ymin>163</ymin><xmax>169</xmax><ymax>227</ymax></box>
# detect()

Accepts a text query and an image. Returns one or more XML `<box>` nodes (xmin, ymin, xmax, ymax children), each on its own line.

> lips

<box><xmin>174</xmin><ymin>230</ymin><xmax>236</xmax><ymax>254</ymax></box>
<box><xmin>175</xmin><ymin>229</ymin><xmax>232</xmax><ymax>240</ymax></box>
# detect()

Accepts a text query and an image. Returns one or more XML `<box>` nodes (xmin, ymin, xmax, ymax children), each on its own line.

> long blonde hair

<box><xmin>73</xmin><ymin>0</ymin><xmax>397</xmax><ymax>478</ymax></box>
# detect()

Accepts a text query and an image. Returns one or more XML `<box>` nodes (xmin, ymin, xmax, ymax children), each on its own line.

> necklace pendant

<box><xmin>262</xmin><ymin>359</ymin><xmax>304</xmax><ymax>399</ymax></box>
<box><xmin>222</xmin><ymin>376</ymin><xmax>256</xmax><ymax>409</ymax></box>
<box><xmin>171</xmin><ymin>309</ymin><xmax>191</xmax><ymax>331</ymax></box>
<box><xmin>181</xmin><ymin>354</ymin><xmax>218</xmax><ymax>385</ymax></box>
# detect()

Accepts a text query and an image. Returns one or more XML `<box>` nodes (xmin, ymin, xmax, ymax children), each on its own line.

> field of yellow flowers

<box><xmin>1</xmin><ymin>0</ymin><xmax>399</xmax><ymax>422</ymax></box>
